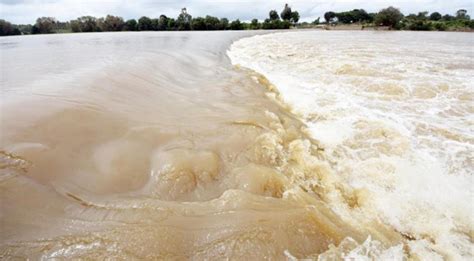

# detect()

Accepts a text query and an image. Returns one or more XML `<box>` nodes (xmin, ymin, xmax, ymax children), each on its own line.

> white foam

<box><xmin>228</xmin><ymin>31</ymin><xmax>474</xmax><ymax>259</ymax></box>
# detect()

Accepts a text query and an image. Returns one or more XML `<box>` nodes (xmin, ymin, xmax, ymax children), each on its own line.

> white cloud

<box><xmin>0</xmin><ymin>0</ymin><xmax>472</xmax><ymax>24</ymax></box>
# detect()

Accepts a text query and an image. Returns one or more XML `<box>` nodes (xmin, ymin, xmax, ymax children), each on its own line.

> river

<box><xmin>1</xmin><ymin>31</ymin><xmax>473</xmax><ymax>260</ymax></box>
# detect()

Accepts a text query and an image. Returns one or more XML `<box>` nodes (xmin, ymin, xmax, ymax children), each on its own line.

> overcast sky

<box><xmin>1</xmin><ymin>0</ymin><xmax>473</xmax><ymax>24</ymax></box>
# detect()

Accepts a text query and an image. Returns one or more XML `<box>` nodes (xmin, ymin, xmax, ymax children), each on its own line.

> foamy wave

<box><xmin>228</xmin><ymin>31</ymin><xmax>474</xmax><ymax>260</ymax></box>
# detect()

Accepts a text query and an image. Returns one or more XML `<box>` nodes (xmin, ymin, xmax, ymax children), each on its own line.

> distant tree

<box><xmin>102</xmin><ymin>15</ymin><xmax>124</xmax><ymax>31</ymax></box>
<box><xmin>138</xmin><ymin>16</ymin><xmax>152</xmax><ymax>31</ymax></box>
<box><xmin>368</xmin><ymin>12</ymin><xmax>377</xmax><ymax>22</ymax></box>
<box><xmin>96</xmin><ymin>17</ymin><xmax>105</xmax><ymax>31</ymax></box>
<box><xmin>374</xmin><ymin>6</ymin><xmax>404</xmax><ymax>28</ymax></box>
<box><xmin>218</xmin><ymin>18</ymin><xmax>229</xmax><ymax>30</ymax></box>
<box><xmin>405</xmin><ymin>13</ymin><xmax>417</xmax><ymax>20</ymax></box>
<box><xmin>324</xmin><ymin>11</ymin><xmax>336</xmax><ymax>23</ymax></box>
<box><xmin>16</xmin><ymin>24</ymin><xmax>32</xmax><ymax>35</ymax></box>
<box><xmin>313</xmin><ymin>17</ymin><xmax>320</xmax><ymax>24</ymax></box>
<box><xmin>150</xmin><ymin>18</ymin><xmax>159</xmax><ymax>30</ymax></box>
<box><xmin>124</xmin><ymin>19</ymin><xmax>138</xmax><ymax>31</ymax></box>
<box><xmin>469</xmin><ymin>20</ymin><xmax>474</xmax><ymax>29</ymax></box>
<box><xmin>335</xmin><ymin>9</ymin><xmax>371</xmax><ymax>24</ymax></box>
<box><xmin>69</xmin><ymin>16</ymin><xmax>99</xmax><ymax>32</ymax></box>
<box><xmin>70</xmin><ymin>19</ymin><xmax>81</xmax><ymax>32</ymax></box>
<box><xmin>335</xmin><ymin>11</ymin><xmax>351</xmax><ymax>23</ymax></box>
<box><xmin>157</xmin><ymin>15</ymin><xmax>169</xmax><ymax>30</ymax></box>
<box><xmin>290</xmin><ymin>11</ymin><xmax>300</xmax><ymax>24</ymax></box>
<box><xmin>31</xmin><ymin>25</ymin><xmax>40</xmax><ymax>34</ymax></box>
<box><xmin>262</xmin><ymin>18</ymin><xmax>290</xmax><ymax>29</ymax></box>
<box><xmin>442</xmin><ymin>14</ymin><xmax>454</xmax><ymax>21</ymax></box>
<box><xmin>417</xmin><ymin>11</ymin><xmax>429</xmax><ymax>21</ymax></box>
<box><xmin>250</xmin><ymin>18</ymin><xmax>260</xmax><ymax>29</ymax></box>
<box><xmin>167</xmin><ymin>18</ymin><xmax>176</xmax><ymax>30</ymax></box>
<box><xmin>230</xmin><ymin>19</ymin><xmax>244</xmax><ymax>30</ymax></box>
<box><xmin>269</xmin><ymin>10</ymin><xmax>280</xmax><ymax>21</ymax></box>
<box><xmin>280</xmin><ymin>20</ymin><xmax>291</xmax><ymax>29</ymax></box>
<box><xmin>434</xmin><ymin>22</ymin><xmax>447</xmax><ymax>31</ymax></box>
<box><xmin>191</xmin><ymin>17</ymin><xmax>206</xmax><ymax>30</ymax></box>
<box><xmin>456</xmin><ymin>9</ymin><xmax>468</xmax><ymax>19</ymax></box>
<box><xmin>0</xmin><ymin>19</ymin><xmax>21</xmax><ymax>36</ymax></box>
<box><xmin>408</xmin><ymin>20</ymin><xmax>432</xmax><ymax>30</ymax></box>
<box><xmin>34</xmin><ymin>17</ymin><xmax>55</xmax><ymax>34</ymax></box>
<box><xmin>281</xmin><ymin>4</ymin><xmax>292</xmax><ymax>21</ymax></box>
<box><xmin>204</xmin><ymin>15</ymin><xmax>220</xmax><ymax>30</ymax></box>
<box><xmin>53</xmin><ymin>21</ymin><xmax>70</xmax><ymax>32</ymax></box>
<box><xmin>354</xmin><ymin>9</ymin><xmax>371</xmax><ymax>22</ymax></box>
<box><xmin>0</xmin><ymin>19</ymin><xmax>13</xmax><ymax>36</ymax></box>
<box><xmin>177</xmin><ymin>8</ymin><xmax>192</xmax><ymax>30</ymax></box>
<box><xmin>429</xmin><ymin>12</ymin><xmax>442</xmax><ymax>21</ymax></box>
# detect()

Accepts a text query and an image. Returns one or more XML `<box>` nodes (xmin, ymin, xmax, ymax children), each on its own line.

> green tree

<box><xmin>408</xmin><ymin>20</ymin><xmax>432</xmax><ymax>30</ymax></box>
<box><xmin>167</xmin><ymin>18</ymin><xmax>176</xmax><ymax>30</ymax></box>
<box><xmin>442</xmin><ymin>14</ymin><xmax>454</xmax><ymax>21</ymax></box>
<box><xmin>456</xmin><ymin>9</ymin><xmax>468</xmax><ymax>19</ymax></box>
<box><xmin>138</xmin><ymin>16</ymin><xmax>152</xmax><ymax>31</ymax></box>
<box><xmin>191</xmin><ymin>17</ymin><xmax>206</xmax><ymax>30</ymax></box>
<box><xmin>374</xmin><ymin>6</ymin><xmax>404</xmax><ymax>28</ymax></box>
<box><xmin>70</xmin><ymin>19</ymin><xmax>80</xmax><ymax>32</ymax></box>
<box><xmin>0</xmin><ymin>19</ymin><xmax>21</xmax><ymax>36</ymax></box>
<box><xmin>177</xmin><ymin>8</ymin><xmax>192</xmax><ymax>30</ymax></box>
<box><xmin>368</xmin><ymin>13</ymin><xmax>377</xmax><ymax>22</ymax></box>
<box><xmin>290</xmin><ymin>11</ymin><xmax>300</xmax><ymax>24</ymax></box>
<box><xmin>269</xmin><ymin>10</ymin><xmax>280</xmax><ymax>21</ymax></box>
<box><xmin>281</xmin><ymin>4</ymin><xmax>292</xmax><ymax>21</ymax></box>
<box><xmin>433</xmin><ymin>22</ymin><xmax>447</xmax><ymax>31</ymax></box>
<box><xmin>102</xmin><ymin>15</ymin><xmax>124</xmax><ymax>31</ymax></box>
<box><xmin>16</xmin><ymin>24</ymin><xmax>32</xmax><ymax>35</ymax></box>
<box><xmin>429</xmin><ymin>12</ymin><xmax>442</xmax><ymax>21</ymax></box>
<box><xmin>324</xmin><ymin>11</ymin><xmax>336</xmax><ymax>23</ymax></box>
<box><xmin>230</xmin><ymin>19</ymin><xmax>243</xmax><ymax>30</ymax></box>
<box><xmin>68</xmin><ymin>16</ymin><xmax>99</xmax><ymax>32</ymax></box>
<box><xmin>417</xmin><ymin>11</ymin><xmax>429</xmax><ymax>21</ymax></box>
<box><xmin>151</xmin><ymin>18</ymin><xmax>161</xmax><ymax>30</ymax></box>
<box><xmin>78</xmin><ymin>16</ymin><xmax>100</xmax><ymax>32</ymax></box>
<box><xmin>157</xmin><ymin>15</ymin><xmax>169</xmax><ymax>30</ymax></box>
<box><xmin>34</xmin><ymin>17</ymin><xmax>56</xmax><ymax>34</ymax></box>
<box><xmin>218</xmin><ymin>18</ymin><xmax>229</xmax><ymax>30</ymax></box>
<box><xmin>354</xmin><ymin>9</ymin><xmax>371</xmax><ymax>22</ymax></box>
<box><xmin>124</xmin><ymin>19</ymin><xmax>138</xmax><ymax>31</ymax></box>
<box><xmin>204</xmin><ymin>15</ymin><xmax>220</xmax><ymax>30</ymax></box>
<box><xmin>96</xmin><ymin>17</ymin><xmax>105</xmax><ymax>31</ymax></box>
<box><xmin>261</xmin><ymin>19</ymin><xmax>290</xmax><ymax>29</ymax></box>
<box><xmin>250</xmin><ymin>19</ymin><xmax>260</xmax><ymax>29</ymax></box>
<box><xmin>336</xmin><ymin>9</ymin><xmax>371</xmax><ymax>24</ymax></box>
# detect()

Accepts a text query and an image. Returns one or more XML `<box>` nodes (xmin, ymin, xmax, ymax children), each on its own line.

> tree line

<box><xmin>321</xmin><ymin>7</ymin><xmax>473</xmax><ymax>31</ymax></box>
<box><xmin>0</xmin><ymin>4</ymin><xmax>299</xmax><ymax>36</ymax></box>
<box><xmin>1</xmin><ymin>4</ymin><xmax>473</xmax><ymax>36</ymax></box>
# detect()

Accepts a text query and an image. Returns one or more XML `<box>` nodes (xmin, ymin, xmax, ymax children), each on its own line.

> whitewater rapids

<box><xmin>0</xmin><ymin>30</ymin><xmax>472</xmax><ymax>260</ymax></box>
<box><xmin>228</xmin><ymin>30</ymin><xmax>474</xmax><ymax>260</ymax></box>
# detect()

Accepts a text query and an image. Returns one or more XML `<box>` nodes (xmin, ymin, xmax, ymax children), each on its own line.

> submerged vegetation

<box><xmin>1</xmin><ymin>4</ymin><xmax>473</xmax><ymax>36</ymax></box>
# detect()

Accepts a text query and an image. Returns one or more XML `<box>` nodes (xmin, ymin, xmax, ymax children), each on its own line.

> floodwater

<box><xmin>229</xmin><ymin>31</ymin><xmax>474</xmax><ymax>260</ymax></box>
<box><xmin>0</xmin><ymin>31</ymin><xmax>472</xmax><ymax>260</ymax></box>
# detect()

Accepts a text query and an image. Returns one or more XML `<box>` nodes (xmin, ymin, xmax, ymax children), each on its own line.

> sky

<box><xmin>1</xmin><ymin>0</ymin><xmax>473</xmax><ymax>24</ymax></box>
